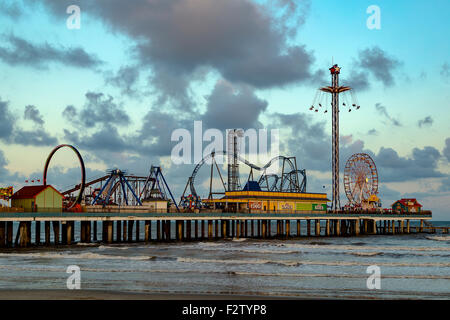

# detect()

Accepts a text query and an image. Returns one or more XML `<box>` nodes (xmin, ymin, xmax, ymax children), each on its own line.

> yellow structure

<box><xmin>11</xmin><ymin>185</ymin><xmax>63</xmax><ymax>212</ymax></box>
<box><xmin>204</xmin><ymin>190</ymin><xmax>329</xmax><ymax>213</ymax></box>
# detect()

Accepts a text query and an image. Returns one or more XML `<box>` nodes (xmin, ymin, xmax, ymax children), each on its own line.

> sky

<box><xmin>0</xmin><ymin>0</ymin><xmax>449</xmax><ymax>220</ymax></box>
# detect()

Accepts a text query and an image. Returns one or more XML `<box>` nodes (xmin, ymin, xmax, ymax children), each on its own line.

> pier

<box><xmin>0</xmin><ymin>211</ymin><xmax>438</xmax><ymax>248</ymax></box>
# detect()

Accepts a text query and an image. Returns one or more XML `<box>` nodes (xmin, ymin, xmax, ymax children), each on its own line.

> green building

<box><xmin>11</xmin><ymin>185</ymin><xmax>63</xmax><ymax>212</ymax></box>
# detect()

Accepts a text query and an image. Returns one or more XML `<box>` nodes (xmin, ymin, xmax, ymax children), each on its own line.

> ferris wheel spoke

<box><xmin>344</xmin><ymin>153</ymin><xmax>378</xmax><ymax>207</ymax></box>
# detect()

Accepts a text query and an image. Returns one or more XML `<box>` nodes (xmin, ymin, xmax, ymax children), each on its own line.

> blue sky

<box><xmin>0</xmin><ymin>0</ymin><xmax>449</xmax><ymax>219</ymax></box>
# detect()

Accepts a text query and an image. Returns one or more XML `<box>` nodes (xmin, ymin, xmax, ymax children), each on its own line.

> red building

<box><xmin>391</xmin><ymin>198</ymin><xmax>422</xmax><ymax>213</ymax></box>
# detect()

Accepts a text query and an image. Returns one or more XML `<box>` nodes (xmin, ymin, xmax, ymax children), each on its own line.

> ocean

<box><xmin>0</xmin><ymin>221</ymin><xmax>449</xmax><ymax>299</ymax></box>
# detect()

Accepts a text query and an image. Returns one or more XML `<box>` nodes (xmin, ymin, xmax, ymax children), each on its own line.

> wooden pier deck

<box><xmin>0</xmin><ymin>211</ymin><xmax>438</xmax><ymax>248</ymax></box>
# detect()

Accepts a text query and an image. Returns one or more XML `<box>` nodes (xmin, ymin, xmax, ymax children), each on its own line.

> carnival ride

<box><xmin>343</xmin><ymin>153</ymin><xmax>379</xmax><ymax>208</ymax></box>
<box><xmin>62</xmin><ymin>167</ymin><xmax>178</xmax><ymax>209</ymax></box>
<box><xmin>90</xmin><ymin>169</ymin><xmax>142</xmax><ymax>206</ymax></box>
<box><xmin>62</xmin><ymin>172</ymin><xmax>148</xmax><ymax>206</ymax></box>
<box><xmin>139</xmin><ymin>166</ymin><xmax>179</xmax><ymax>211</ymax></box>
<box><xmin>44</xmin><ymin>144</ymin><xmax>86</xmax><ymax>210</ymax></box>
<box><xmin>0</xmin><ymin>187</ymin><xmax>13</xmax><ymax>200</ymax></box>
<box><xmin>309</xmin><ymin>64</ymin><xmax>361</xmax><ymax>212</ymax></box>
<box><xmin>179</xmin><ymin>150</ymin><xmax>307</xmax><ymax>209</ymax></box>
<box><xmin>43</xmin><ymin>145</ymin><xmax>178</xmax><ymax>210</ymax></box>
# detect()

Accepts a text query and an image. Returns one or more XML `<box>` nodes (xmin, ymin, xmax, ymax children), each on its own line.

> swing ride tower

<box><xmin>318</xmin><ymin>65</ymin><xmax>352</xmax><ymax>212</ymax></box>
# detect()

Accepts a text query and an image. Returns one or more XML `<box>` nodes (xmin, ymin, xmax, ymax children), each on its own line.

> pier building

<box><xmin>11</xmin><ymin>185</ymin><xmax>63</xmax><ymax>212</ymax></box>
<box><xmin>203</xmin><ymin>190</ymin><xmax>329</xmax><ymax>213</ymax></box>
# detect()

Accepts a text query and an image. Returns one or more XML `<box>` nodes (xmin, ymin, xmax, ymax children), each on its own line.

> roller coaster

<box><xmin>44</xmin><ymin>145</ymin><xmax>179</xmax><ymax>211</ymax></box>
<box><xmin>62</xmin><ymin>167</ymin><xmax>178</xmax><ymax>209</ymax></box>
<box><xmin>179</xmin><ymin>151</ymin><xmax>306</xmax><ymax>208</ymax></box>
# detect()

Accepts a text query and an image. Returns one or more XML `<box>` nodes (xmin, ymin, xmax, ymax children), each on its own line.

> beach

<box><xmin>0</xmin><ymin>221</ymin><xmax>449</xmax><ymax>300</ymax></box>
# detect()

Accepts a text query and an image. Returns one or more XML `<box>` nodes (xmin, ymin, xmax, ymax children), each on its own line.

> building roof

<box><xmin>392</xmin><ymin>198</ymin><xmax>422</xmax><ymax>207</ymax></box>
<box><xmin>11</xmin><ymin>185</ymin><xmax>63</xmax><ymax>199</ymax></box>
<box><xmin>220</xmin><ymin>190</ymin><xmax>329</xmax><ymax>202</ymax></box>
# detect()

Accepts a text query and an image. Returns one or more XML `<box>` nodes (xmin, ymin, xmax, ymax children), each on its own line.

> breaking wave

<box><xmin>425</xmin><ymin>236</ymin><xmax>450</xmax><ymax>242</ymax></box>
<box><xmin>176</xmin><ymin>257</ymin><xmax>450</xmax><ymax>268</ymax></box>
<box><xmin>0</xmin><ymin>252</ymin><xmax>154</xmax><ymax>261</ymax></box>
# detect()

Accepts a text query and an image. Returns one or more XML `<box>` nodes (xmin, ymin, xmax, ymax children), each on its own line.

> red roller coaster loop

<box><xmin>43</xmin><ymin>144</ymin><xmax>86</xmax><ymax>210</ymax></box>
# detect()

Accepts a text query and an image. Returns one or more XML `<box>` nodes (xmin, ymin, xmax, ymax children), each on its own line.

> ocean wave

<box><xmin>0</xmin><ymin>252</ymin><xmax>154</xmax><ymax>261</ymax></box>
<box><xmin>233</xmin><ymin>271</ymin><xmax>450</xmax><ymax>280</ymax></box>
<box><xmin>231</xmin><ymin>238</ymin><xmax>247</xmax><ymax>242</ymax></box>
<box><xmin>279</xmin><ymin>243</ymin><xmax>450</xmax><ymax>252</ymax></box>
<box><xmin>347</xmin><ymin>251</ymin><xmax>383</xmax><ymax>257</ymax></box>
<box><xmin>98</xmin><ymin>245</ymin><xmax>133</xmax><ymax>250</ymax></box>
<box><xmin>197</xmin><ymin>242</ymin><xmax>223</xmax><ymax>247</ymax></box>
<box><xmin>176</xmin><ymin>257</ymin><xmax>450</xmax><ymax>268</ymax></box>
<box><xmin>76</xmin><ymin>243</ymin><xmax>98</xmax><ymax>247</ymax></box>
<box><xmin>0</xmin><ymin>264</ymin><xmax>449</xmax><ymax>281</ymax></box>
<box><xmin>197</xmin><ymin>245</ymin><xmax>449</xmax><ymax>258</ymax></box>
<box><xmin>177</xmin><ymin>257</ymin><xmax>302</xmax><ymax>267</ymax></box>
<box><xmin>426</xmin><ymin>236</ymin><xmax>450</xmax><ymax>242</ymax></box>
<box><xmin>199</xmin><ymin>247</ymin><xmax>299</xmax><ymax>255</ymax></box>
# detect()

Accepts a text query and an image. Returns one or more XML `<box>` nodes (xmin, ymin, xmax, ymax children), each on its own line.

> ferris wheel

<box><xmin>343</xmin><ymin>153</ymin><xmax>378</xmax><ymax>206</ymax></box>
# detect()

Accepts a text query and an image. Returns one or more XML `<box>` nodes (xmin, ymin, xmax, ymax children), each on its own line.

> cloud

<box><xmin>441</xmin><ymin>62</ymin><xmax>450</xmax><ymax>78</ymax></box>
<box><xmin>443</xmin><ymin>138</ymin><xmax>450</xmax><ymax>162</ymax></box>
<box><xmin>0</xmin><ymin>98</ymin><xmax>15</xmax><ymax>140</ymax></box>
<box><xmin>270</xmin><ymin>112</ymin><xmax>446</xmax><ymax>184</ymax></box>
<box><xmin>0</xmin><ymin>148</ymin><xmax>22</xmax><ymax>185</ymax></box>
<box><xmin>63</xmin><ymin>125</ymin><xmax>129</xmax><ymax>153</ymax></box>
<box><xmin>201</xmin><ymin>80</ymin><xmax>268</xmax><ymax>130</ymax></box>
<box><xmin>271</xmin><ymin>112</ymin><xmax>329</xmax><ymax>171</ymax></box>
<box><xmin>418</xmin><ymin>116</ymin><xmax>433</xmax><ymax>128</ymax></box>
<box><xmin>133</xmin><ymin>109</ymin><xmax>190</xmax><ymax>156</ymax></box>
<box><xmin>104</xmin><ymin>65</ymin><xmax>141</xmax><ymax>97</ymax></box>
<box><xmin>439</xmin><ymin>176</ymin><xmax>450</xmax><ymax>192</ymax></box>
<box><xmin>344</xmin><ymin>69</ymin><xmax>370</xmax><ymax>91</ymax></box>
<box><xmin>12</xmin><ymin>128</ymin><xmax>58</xmax><ymax>146</ymax></box>
<box><xmin>62</xmin><ymin>105</ymin><xmax>77</xmax><ymax>119</ymax></box>
<box><xmin>24</xmin><ymin>105</ymin><xmax>44</xmax><ymax>126</ymax></box>
<box><xmin>40</xmin><ymin>0</ymin><xmax>319</xmax><ymax>111</ymax></box>
<box><xmin>0</xmin><ymin>97</ymin><xmax>57</xmax><ymax>146</ymax></box>
<box><xmin>0</xmin><ymin>34</ymin><xmax>102</xmax><ymax>69</ymax></box>
<box><xmin>0</xmin><ymin>2</ymin><xmax>22</xmax><ymax>18</ymax></box>
<box><xmin>62</xmin><ymin>92</ymin><xmax>131</xmax><ymax>129</ymax></box>
<box><xmin>341</xmin><ymin>47</ymin><xmax>401</xmax><ymax>91</ymax></box>
<box><xmin>375</xmin><ymin>103</ymin><xmax>401</xmax><ymax>127</ymax></box>
<box><xmin>373</xmin><ymin>146</ymin><xmax>444</xmax><ymax>182</ymax></box>
<box><xmin>356</xmin><ymin>46</ymin><xmax>401</xmax><ymax>87</ymax></box>
<box><xmin>367</xmin><ymin>129</ymin><xmax>378</xmax><ymax>136</ymax></box>
<box><xmin>0</xmin><ymin>149</ymin><xmax>10</xmax><ymax>181</ymax></box>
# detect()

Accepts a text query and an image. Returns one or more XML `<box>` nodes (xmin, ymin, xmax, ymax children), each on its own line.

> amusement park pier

<box><xmin>0</xmin><ymin>210</ymin><xmax>437</xmax><ymax>248</ymax></box>
<box><xmin>0</xmin><ymin>64</ymin><xmax>442</xmax><ymax>249</ymax></box>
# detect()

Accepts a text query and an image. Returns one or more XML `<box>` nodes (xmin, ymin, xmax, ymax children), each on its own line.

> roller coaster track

<box><xmin>187</xmin><ymin>151</ymin><xmax>305</xmax><ymax>200</ymax></box>
<box><xmin>62</xmin><ymin>175</ymin><xmax>148</xmax><ymax>196</ymax></box>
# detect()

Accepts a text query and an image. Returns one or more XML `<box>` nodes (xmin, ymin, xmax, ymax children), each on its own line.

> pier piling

<box><xmin>0</xmin><ymin>222</ymin><xmax>5</xmax><ymax>247</ymax></box>
<box><xmin>0</xmin><ymin>211</ymin><xmax>436</xmax><ymax>248</ymax></box>
<box><xmin>145</xmin><ymin>221</ymin><xmax>150</xmax><ymax>242</ymax></box>
<box><xmin>135</xmin><ymin>220</ymin><xmax>140</xmax><ymax>242</ymax></box>
<box><xmin>128</xmin><ymin>221</ymin><xmax>134</xmax><ymax>242</ymax></box>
